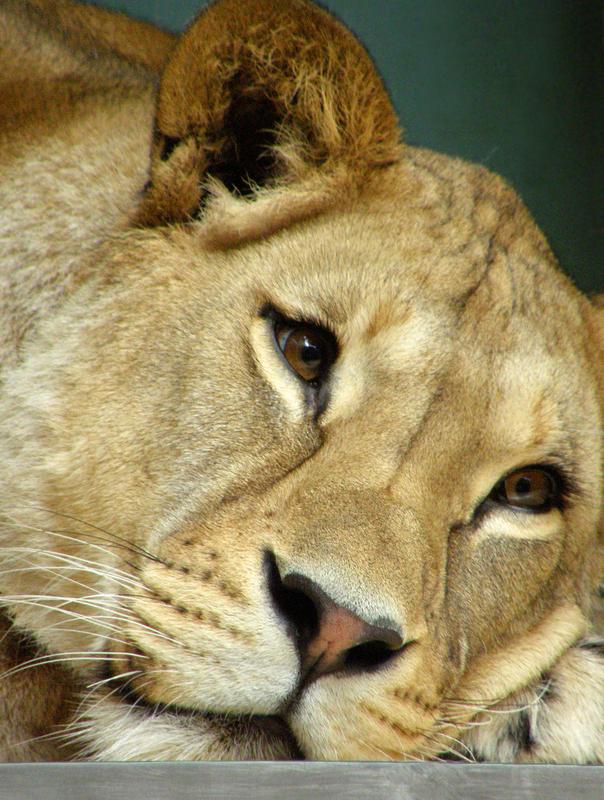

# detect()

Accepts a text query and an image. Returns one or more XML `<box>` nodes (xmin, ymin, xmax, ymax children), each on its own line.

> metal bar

<box><xmin>0</xmin><ymin>762</ymin><xmax>602</xmax><ymax>800</ymax></box>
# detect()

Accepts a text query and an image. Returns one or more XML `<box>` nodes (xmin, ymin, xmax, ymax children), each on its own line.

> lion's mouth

<box><xmin>107</xmin><ymin>670</ymin><xmax>303</xmax><ymax>758</ymax></box>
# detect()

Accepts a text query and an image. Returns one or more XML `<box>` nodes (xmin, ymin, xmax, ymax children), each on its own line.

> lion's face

<box><xmin>4</xmin><ymin>148</ymin><xmax>599</xmax><ymax>760</ymax></box>
<box><xmin>1</xmin><ymin>0</ymin><xmax>602</xmax><ymax>763</ymax></box>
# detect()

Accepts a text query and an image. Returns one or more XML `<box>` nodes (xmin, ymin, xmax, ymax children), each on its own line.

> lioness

<box><xmin>0</xmin><ymin>0</ymin><xmax>602</xmax><ymax>763</ymax></box>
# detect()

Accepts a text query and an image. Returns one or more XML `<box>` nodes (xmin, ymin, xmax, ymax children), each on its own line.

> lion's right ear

<box><xmin>134</xmin><ymin>0</ymin><xmax>402</xmax><ymax>239</ymax></box>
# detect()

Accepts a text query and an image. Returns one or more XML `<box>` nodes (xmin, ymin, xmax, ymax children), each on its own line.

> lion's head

<box><xmin>0</xmin><ymin>0</ymin><xmax>603</xmax><ymax>762</ymax></box>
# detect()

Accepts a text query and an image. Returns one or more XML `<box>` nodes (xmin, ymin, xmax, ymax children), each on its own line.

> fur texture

<box><xmin>0</xmin><ymin>0</ymin><xmax>602</xmax><ymax>763</ymax></box>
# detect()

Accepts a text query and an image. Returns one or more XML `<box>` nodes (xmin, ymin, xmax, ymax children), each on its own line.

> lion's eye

<box><xmin>274</xmin><ymin>319</ymin><xmax>337</xmax><ymax>383</ymax></box>
<box><xmin>491</xmin><ymin>467</ymin><xmax>560</xmax><ymax>512</ymax></box>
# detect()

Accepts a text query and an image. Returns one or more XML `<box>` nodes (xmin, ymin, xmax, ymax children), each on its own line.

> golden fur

<box><xmin>0</xmin><ymin>0</ymin><xmax>603</xmax><ymax>763</ymax></box>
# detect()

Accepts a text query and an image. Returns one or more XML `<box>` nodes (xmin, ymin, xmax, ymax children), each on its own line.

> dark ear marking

<box><xmin>160</xmin><ymin>135</ymin><xmax>181</xmax><ymax>162</ymax></box>
<box><xmin>206</xmin><ymin>82</ymin><xmax>279</xmax><ymax>196</ymax></box>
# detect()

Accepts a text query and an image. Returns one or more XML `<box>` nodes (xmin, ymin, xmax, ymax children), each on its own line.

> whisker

<box><xmin>68</xmin><ymin>675</ymin><xmax>161</xmax><ymax>759</ymax></box>
<box><xmin>0</xmin><ymin>521</ymin><xmax>146</xmax><ymax>579</ymax></box>
<box><xmin>0</xmin><ymin>651</ymin><xmax>147</xmax><ymax>681</ymax></box>
<box><xmin>14</xmin><ymin>622</ymin><xmax>134</xmax><ymax>649</ymax></box>
<box><xmin>357</xmin><ymin>737</ymin><xmax>396</xmax><ymax>761</ymax></box>
<box><xmin>0</xmin><ymin>595</ymin><xmax>179</xmax><ymax>645</ymax></box>
<box><xmin>31</xmin><ymin>543</ymin><xmax>143</xmax><ymax>584</ymax></box>
<box><xmin>0</xmin><ymin>562</ymin><xmax>141</xmax><ymax>594</ymax></box>
<box><xmin>3</xmin><ymin>505</ymin><xmax>166</xmax><ymax>565</ymax></box>
<box><xmin>39</xmin><ymin>680</ymin><xmax>139</xmax><ymax>757</ymax></box>
<box><xmin>86</xmin><ymin>669</ymin><xmax>143</xmax><ymax>691</ymax></box>
<box><xmin>0</xmin><ymin>597</ymin><xmax>121</xmax><ymax>631</ymax></box>
<box><xmin>426</xmin><ymin>730</ymin><xmax>476</xmax><ymax>762</ymax></box>
<box><xmin>444</xmin><ymin>691</ymin><xmax>545</xmax><ymax>717</ymax></box>
<box><xmin>71</xmin><ymin>678</ymin><xmax>138</xmax><ymax>725</ymax></box>
<box><xmin>439</xmin><ymin>714</ymin><xmax>494</xmax><ymax>728</ymax></box>
<box><xmin>1</xmin><ymin>594</ymin><xmax>122</xmax><ymax>617</ymax></box>
<box><xmin>9</xmin><ymin>724</ymin><xmax>74</xmax><ymax>753</ymax></box>
<box><xmin>0</xmin><ymin>533</ymin><xmax>143</xmax><ymax>584</ymax></box>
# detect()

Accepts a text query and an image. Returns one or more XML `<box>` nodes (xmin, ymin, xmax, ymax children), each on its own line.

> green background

<box><xmin>97</xmin><ymin>0</ymin><xmax>603</xmax><ymax>294</ymax></box>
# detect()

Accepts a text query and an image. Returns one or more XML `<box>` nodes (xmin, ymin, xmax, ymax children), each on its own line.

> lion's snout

<box><xmin>266</xmin><ymin>551</ymin><xmax>406</xmax><ymax>684</ymax></box>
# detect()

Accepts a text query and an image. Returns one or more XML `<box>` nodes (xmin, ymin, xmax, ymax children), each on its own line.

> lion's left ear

<box><xmin>135</xmin><ymin>0</ymin><xmax>402</xmax><ymax>236</ymax></box>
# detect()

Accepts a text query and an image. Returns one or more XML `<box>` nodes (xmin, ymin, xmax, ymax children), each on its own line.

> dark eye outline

<box><xmin>486</xmin><ymin>464</ymin><xmax>567</xmax><ymax>515</ymax></box>
<box><xmin>260</xmin><ymin>305</ymin><xmax>338</xmax><ymax>389</ymax></box>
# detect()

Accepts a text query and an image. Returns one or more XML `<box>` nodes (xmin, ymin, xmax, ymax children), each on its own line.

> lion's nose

<box><xmin>266</xmin><ymin>554</ymin><xmax>405</xmax><ymax>683</ymax></box>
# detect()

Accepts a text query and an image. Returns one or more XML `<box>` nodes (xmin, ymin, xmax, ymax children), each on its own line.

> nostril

<box><xmin>343</xmin><ymin>639</ymin><xmax>404</xmax><ymax>672</ymax></box>
<box><xmin>265</xmin><ymin>551</ymin><xmax>319</xmax><ymax>644</ymax></box>
<box><xmin>274</xmin><ymin>583</ymin><xmax>319</xmax><ymax>644</ymax></box>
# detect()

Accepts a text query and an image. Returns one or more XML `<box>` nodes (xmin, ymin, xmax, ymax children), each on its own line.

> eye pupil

<box><xmin>300</xmin><ymin>339</ymin><xmax>322</xmax><ymax>363</ymax></box>
<box><xmin>514</xmin><ymin>477</ymin><xmax>532</xmax><ymax>495</ymax></box>
<box><xmin>275</xmin><ymin>319</ymin><xmax>336</xmax><ymax>383</ymax></box>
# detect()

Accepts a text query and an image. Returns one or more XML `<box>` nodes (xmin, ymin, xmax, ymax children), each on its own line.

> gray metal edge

<box><xmin>0</xmin><ymin>762</ymin><xmax>602</xmax><ymax>800</ymax></box>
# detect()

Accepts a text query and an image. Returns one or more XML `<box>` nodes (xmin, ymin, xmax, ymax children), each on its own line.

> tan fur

<box><xmin>0</xmin><ymin>0</ymin><xmax>602</xmax><ymax>763</ymax></box>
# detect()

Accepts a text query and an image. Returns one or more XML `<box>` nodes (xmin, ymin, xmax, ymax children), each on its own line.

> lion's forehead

<box><xmin>248</xmin><ymin>200</ymin><xmax>587</xmax><ymax>419</ymax></box>
<box><xmin>246</xmin><ymin>147</ymin><xmax>580</xmax><ymax>327</ymax></box>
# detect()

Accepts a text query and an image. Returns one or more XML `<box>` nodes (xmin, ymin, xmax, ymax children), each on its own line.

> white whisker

<box><xmin>0</xmin><ymin>594</ymin><xmax>180</xmax><ymax>646</ymax></box>
<box><xmin>0</xmin><ymin>651</ymin><xmax>147</xmax><ymax>681</ymax></box>
<box><xmin>428</xmin><ymin>730</ymin><xmax>476</xmax><ymax>762</ymax></box>
<box><xmin>2</xmin><ymin>506</ymin><xmax>163</xmax><ymax>565</ymax></box>
<box><xmin>0</xmin><ymin>564</ymin><xmax>136</xmax><ymax>595</ymax></box>
<box><xmin>0</xmin><ymin>541</ymin><xmax>144</xmax><ymax>589</ymax></box>
<box><xmin>86</xmin><ymin>669</ymin><xmax>143</xmax><ymax>690</ymax></box>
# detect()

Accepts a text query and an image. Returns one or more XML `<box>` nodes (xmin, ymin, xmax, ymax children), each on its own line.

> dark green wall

<box><xmin>98</xmin><ymin>0</ymin><xmax>603</xmax><ymax>294</ymax></box>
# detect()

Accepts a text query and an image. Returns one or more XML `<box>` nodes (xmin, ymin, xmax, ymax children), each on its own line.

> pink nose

<box><xmin>267</xmin><ymin>555</ymin><xmax>405</xmax><ymax>683</ymax></box>
<box><xmin>302</xmin><ymin>597</ymin><xmax>404</xmax><ymax>679</ymax></box>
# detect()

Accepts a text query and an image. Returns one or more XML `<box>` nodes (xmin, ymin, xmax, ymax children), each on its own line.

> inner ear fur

<box><xmin>136</xmin><ymin>0</ymin><xmax>402</xmax><ymax>228</ymax></box>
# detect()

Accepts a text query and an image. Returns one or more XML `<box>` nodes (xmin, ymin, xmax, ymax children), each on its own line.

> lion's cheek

<box><xmin>114</xmin><ymin>592</ymin><xmax>300</xmax><ymax>715</ymax></box>
<box><xmin>288</xmin><ymin>645</ymin><xmax>444</xmax><ymax>760</ymax></box>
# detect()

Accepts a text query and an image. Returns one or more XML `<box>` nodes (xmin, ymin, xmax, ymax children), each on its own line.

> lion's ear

<box><xmin>135</xmin><ymin>0</ymin><xmax>401</xmax><ymax>235</ymax></box>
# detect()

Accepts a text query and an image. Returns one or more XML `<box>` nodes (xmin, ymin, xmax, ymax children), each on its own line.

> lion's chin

<box><xmin>124</xmin><ymin>701</ymin><xmax>302</xmax><ymax>760</ymax></box>
<box><xmin>201</xmin><ymin>710</ymin><xmax>304</xmax><ymax>759</ymax></box>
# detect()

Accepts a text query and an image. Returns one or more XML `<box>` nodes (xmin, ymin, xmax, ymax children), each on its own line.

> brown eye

<box><xmin>274</xmin><ymin>320</ymin><xmax>336</xmax><ymax>383</ymax></box>
<box><xmin>493</xmin><ymin>468</ymin><xmax>559</xmax><ymax>512</ymax></box>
